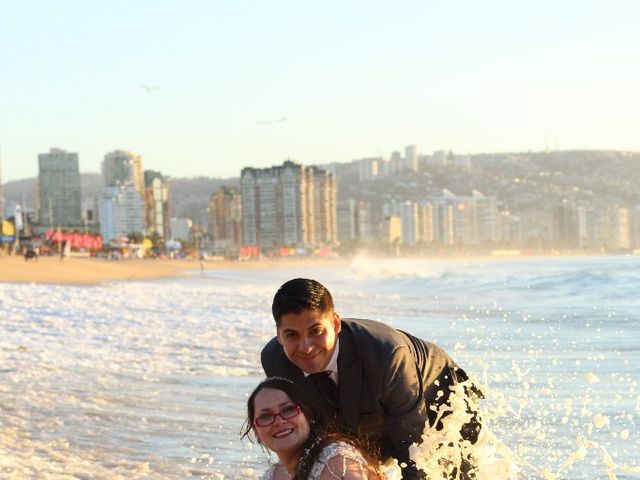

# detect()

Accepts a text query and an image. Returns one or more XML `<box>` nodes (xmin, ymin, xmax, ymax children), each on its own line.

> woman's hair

<box><xmin>293</xmin><ymin>427</ymin><xmax>382</xmax><ymax>480</ymax></box>
<box><xmin>241</xmin><ymin>377</ymin><xmax>314</xmax><ymax>441</ymax></box>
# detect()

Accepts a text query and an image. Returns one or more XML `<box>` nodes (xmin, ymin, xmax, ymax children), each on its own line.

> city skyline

<box><xmin>1</xmin><ymin>1</ymin><xmax>639</xmax><ymax>183</ymax></box>
<box><xmin>3</xmin><ymin>148</ymin><xmax>639</xmax><ymax>254</ymax></box>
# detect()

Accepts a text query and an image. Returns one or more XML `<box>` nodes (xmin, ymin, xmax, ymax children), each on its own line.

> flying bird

<box><xmin>140</xmin><ymin>85</ymin><xmax>159</xmax><ymax>93</ymax></box>
<box><xmin>256</xmin><ymin>117</ymin><xmax>288</xmax><ymax>125</ymax></box>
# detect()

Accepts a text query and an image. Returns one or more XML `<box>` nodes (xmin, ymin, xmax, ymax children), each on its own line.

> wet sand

<box><xmin>0</xmin><ymin>255</ymin><xmax>349</xmax><ymax>285</ymax></box>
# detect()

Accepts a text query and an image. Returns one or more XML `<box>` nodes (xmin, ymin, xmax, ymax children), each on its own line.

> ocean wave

<box><xmin>347</xmin><ymin>254</ymin><xmax>451</xmax><ymax>279</ymax></box>
<box><xmin>1</xmin><ymin>257</ymin><xmax>639</xmax><ymax>478</ymax></box>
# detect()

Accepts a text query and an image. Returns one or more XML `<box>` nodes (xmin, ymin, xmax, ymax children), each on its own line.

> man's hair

<box><xmin>272</xmin><ymin>278</ymin><xmax>334</xmax><ymax>326</ymax></box>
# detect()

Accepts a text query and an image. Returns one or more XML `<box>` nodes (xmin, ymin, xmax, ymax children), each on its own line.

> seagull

<box><xmin>140</xmin><ymin>85</ymin><xmax>159</xmax><ymax>93</ymax></box>
<box><xmin>256</xmin><ymin>117</ymin><xmax>288</xmax><ymax>125</ymax></box>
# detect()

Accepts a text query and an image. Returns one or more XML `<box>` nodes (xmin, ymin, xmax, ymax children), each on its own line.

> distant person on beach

<box><xmin>261</xmin><ymin>278</ymin><xmax>481</xmax><ymax>480</ymax></box>
<box><xmin>243</xmin><ymin>377</ymin><xmax>385</xmax><ymax>480</ymax></box>
<box><xmin>23</xmin><ymin>246</ymin><xmax>38</xmax><ymax>261</ymax></box>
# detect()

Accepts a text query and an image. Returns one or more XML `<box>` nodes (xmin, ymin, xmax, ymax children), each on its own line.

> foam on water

<box><xmin>1</xmin><ymin>255</ymin><xmax>639</xmax><ymax>478</ymax></box>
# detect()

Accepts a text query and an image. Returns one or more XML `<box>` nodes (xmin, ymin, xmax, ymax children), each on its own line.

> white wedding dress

<box><xmin>260</xmin><ymin>441</ymin><xmax>377</xmax><ymax>480</ymax></box>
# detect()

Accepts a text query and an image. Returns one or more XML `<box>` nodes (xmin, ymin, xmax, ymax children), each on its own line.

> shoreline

<box><xmin>0</xmin><ymin>252</ymin><xmax>633</xmax><ymax>286</ymax></box>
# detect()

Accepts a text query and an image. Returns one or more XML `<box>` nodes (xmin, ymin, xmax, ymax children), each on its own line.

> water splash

<box><xmin>409</xmin><ymin>372</ymin><xmax>640</xmax><ymax>480</ymax></box>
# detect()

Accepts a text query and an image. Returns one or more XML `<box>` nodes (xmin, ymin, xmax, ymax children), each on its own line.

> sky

<box><xmin>1</xmin><ymin>1</ymin><xmax>639</xmax><ymax>183</ymax></box>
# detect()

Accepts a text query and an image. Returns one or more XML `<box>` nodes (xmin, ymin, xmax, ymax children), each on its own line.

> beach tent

<box><xmin>44</xmin><ymin>229</ymin><xmax>104</xmax><ymax>250</ymax></box>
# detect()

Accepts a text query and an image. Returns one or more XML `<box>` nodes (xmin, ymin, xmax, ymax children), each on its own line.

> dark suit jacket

<box><xmin>261</xmin><ymin>318</ymin><xmax>478</xmax><ymax>479</ymax></box>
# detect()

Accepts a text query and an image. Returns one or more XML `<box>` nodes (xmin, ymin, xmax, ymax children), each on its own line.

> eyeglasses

<box><xmin>254</xmin><ymin>404</ymin><xmax>302</xmax><ymax>427</ymax></box>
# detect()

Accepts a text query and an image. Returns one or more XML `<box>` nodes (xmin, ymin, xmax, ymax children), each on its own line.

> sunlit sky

<box><xmin>1</xmin><ymin>1</ymin><xmax>639</xmax><ymax>183</ymax></box>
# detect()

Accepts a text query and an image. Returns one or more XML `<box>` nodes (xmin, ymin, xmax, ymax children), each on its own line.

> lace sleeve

<box><xmin>259</xmin><ymin>463</ymin><xmax>278</xmax><ymax>480</ymax></box>
<box><xmin>308</xmin><ymin>442</ymin><xmax>379</xmax><ymax>480</ymax></box>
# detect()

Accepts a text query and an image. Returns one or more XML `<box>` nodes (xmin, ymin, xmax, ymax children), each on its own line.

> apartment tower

<box><xmin>144</xmin><ymin>172</ymin><xmax>171</xmax><ymax>240</ymax></box>
<box><xmin>37</xmin><ymin>148</ymin><xmax>82</xmax><ymax>227</ymax></box>
<box><xmin>102</xmin><ymin>150</ymin><xmax>144</xmax><ymax>197</ymax></box>
<box><xmin>208</xmin><ymin>186</ymin><xmax>242</xmax><ymax>255</ymax></box>
<box><xmin>241</xmin><ymin>160</ymin><xmax>337</xmax><ymax>251</ymax></box>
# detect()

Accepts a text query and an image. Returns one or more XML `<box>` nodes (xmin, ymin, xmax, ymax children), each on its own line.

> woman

<box><xmin>242</xmin><ymin>377</ymin><xmax>385</xmax><ymax>480</ymax></box>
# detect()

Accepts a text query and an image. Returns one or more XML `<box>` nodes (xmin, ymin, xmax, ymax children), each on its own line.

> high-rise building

<box><xmin>170</xmin><ymin>218</ymin><xmax>192</xmax><ymax>241</ymax></box>
<box><xmin>552</xmin><ymin>201</ymin><xmax>579</xmax><ymax>249</ymax></box>
<box><xmin>337</xmin><ymin>199</ymin><xmax>357</xmax><ymax>243</ymax></box>
<box><xmin>208</xmin><ymin>186</ymin><xmax>242</xmax><ymax>255</ymax></box>
<box><xmin>378</xmin><ymin>156</ymin><xmax>392</xmax><ymax>177</ymax></box>
<box><xmin>384</xmin><ymin>200</ymin><xmax>419</xmax><ymax>246</ymax></box>
<box><xmin>417</xmin><ymin>203</ymin><xmax>435</xmax><ymax>244</ymax></box>
<box><xmin>358</xmin><ymin>157</ymin><xmax>379</xmax><ymax>181</ymax></box>
<box><xmin>606</xmin><ymin>206</ymin><xmax>630</xmax><ymax>250</ymax></box>
<box><xmin>102</xmin><ymin>150</ymin><xmax>144</xmax><ymax>197</ymax></box>
<box><xmin>144</xmin><ymin>172</ymin><xmax>171</xmax><ymax>240</ymax></box>
<box><xmin>430</xmin><ymin>150</ymin><xmax>448</xmax><ymax>166</ymax></box>
<box><xmin>337</xmin><ymin>199</ymin><xmax>374</xmax><ymax>245</ymax></box>
<box><xmin>310</xmin><ymin>166</ymin><xmax>337</xmax><ymax>246</ymax></box>
<box><xmin>446</xmin><ymin>191</ymin><xmax>493</xmax><ymax>245</ymax></box>
<box><xmin>433</xmin><ymin>203</ymin><xmax>455</xmax><ymax>245</ymax></box>
<box><xmin>390</xmin><ymin>151</ymin><xmax>403</xmax><ymax>174</ymax></box>
<box><xmin>356</xmin><ymin>202</ymin><xmax>373</xmax><ymax>242</ymax></box>
<box><xmin>383</xmin><ymin>215</ymin><xmax>402</xmax><ymax>245</ymax></box>
<box><xmin>98</xmin><ymin>185</ymin><xmax>144</xmax><ymax>243</ymax></box>
<box><xmin>241</xmin><ymin>160</ymin><xmax>337</xmax><ymax>251</ymax></box>
<box><xmin>431</xmin><ymin>190</ymin><xmax>455</xmax><ymax>245</ymax></box>
<box><xmin>577</xmin><ymin>206</ymin><xmax>598</xmax><ymax>250</ymax></box>
<box><xmin>471</xmin><ymin>190</ymin><xmax>500</xmax><ymax>244</ymax></box>
<box><xmin>630</xmin><ymin>205</ymin><xmax>640</xmax><ymax>249</ymax></box>
<box><xmin>82</xmin><ymin>196</ymin><xmax>100</xmax><ymax>232</ymax></box>
<box><xmin>577</xmin><ymin>205</ymin><xmax>630</xmax><ymax>251</ymax></box>
<box><xmin>37</xmin><ymin>148</ymin><xmax>82</xmax><ymax>227</ymax></box>
<box><xmin>169</xmin><ymin>217</ymin><xmax>194</xmax><ymax>240</ymax></box>
<box><xmin>404</xmin><ymin>145</ymin><xmax>419</xmax><ymax>172</ymax></box>
<box><xmin>399</xmin><ymin>202</ymin><xmax>419</xmax><ymax>246</ymax></box>
<box><xmin>428</xmin><ymin>189</ymin><xmax>499</xmax><ymax>246</ymax></box>
<box><xmin>498</xmin><ymin>210</ymin><xmax>521</xmax><ymax>246</ymax></box>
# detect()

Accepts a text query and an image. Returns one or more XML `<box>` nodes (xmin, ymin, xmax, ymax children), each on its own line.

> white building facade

<box><xmin>99</xmin><ymin>185</ymin><xmax>144</xmax><ymax>243</ymax></box>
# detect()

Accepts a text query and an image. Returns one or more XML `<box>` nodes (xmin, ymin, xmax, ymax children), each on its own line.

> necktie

<box><xmin>310</xmin><ymin>371</ymin><xmax>339</xmax><ymax>406</ymax></box>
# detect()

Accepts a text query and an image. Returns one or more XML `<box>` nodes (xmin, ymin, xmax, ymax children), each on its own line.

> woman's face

<box><xmin>252</xmin><ymin>387</ymin><xmax>311</xmax><ymax>458</ymax></box>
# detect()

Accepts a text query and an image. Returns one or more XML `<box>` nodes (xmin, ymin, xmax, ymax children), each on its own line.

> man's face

<box><xmin>276</xmin><ymin>309</ymin><xmax>341</xmax><ymax>374</ymax></box>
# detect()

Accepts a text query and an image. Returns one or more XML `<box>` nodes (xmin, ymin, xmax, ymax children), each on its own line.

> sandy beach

<box><xmin>0</xmin><ymin>255</ymin><xmax>351</xmax><ymax>285</ymax></box>
<box><xmin>0</xmin><ymin>252</ymin><xmax>616</xmax><ymax>285</ymax></box>
<box><xmin>0</xmin><ymin>255</ymin><xmax>191</xmax><ymax>285</ymax></box>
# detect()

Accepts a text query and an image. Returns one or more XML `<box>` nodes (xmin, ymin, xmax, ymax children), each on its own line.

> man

<box><xmin>261</xmin><ymin>278</ymin><xmax>481</xmax><ymax>479</ymax></box>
